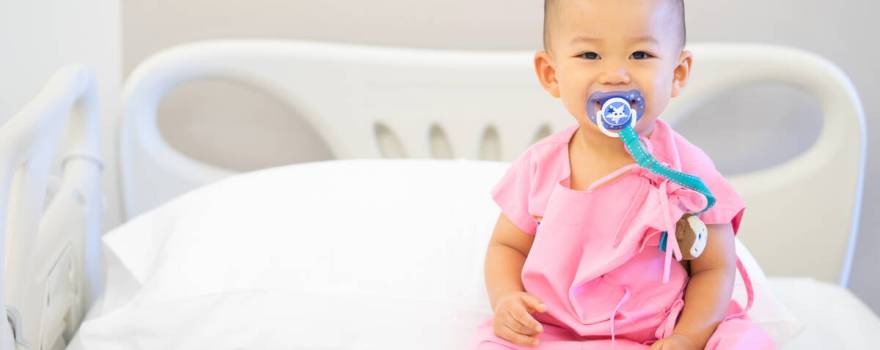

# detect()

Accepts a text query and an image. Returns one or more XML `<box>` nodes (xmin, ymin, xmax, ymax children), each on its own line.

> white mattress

<box><xmin>67</xmin><ymin>277</ymin><xmax>877</xmax><ymax>350</ymax></box>
<box><xmin>65</xmin><ymin>160</ymin><xmax>879</xmax><ymax>349</ymax></box>
<box><xmin>766</xmin><ymin>278</ymin><xmax>879</xmax><ymax>349</ymax></box>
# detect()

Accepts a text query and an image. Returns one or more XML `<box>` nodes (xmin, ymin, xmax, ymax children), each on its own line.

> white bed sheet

<box><xmin>66</xmin><ymin>160</ymin><xmax>878</xmax><ymax>349</ymax></box>
<box><xmin>68</xmin><ymin>278</ymin><xmax>880</xmax><ymax>350</ymax></box>
<box><xmin>767</xmin><ymin>278</ymin><xmax>879</xmax><ymax>349</ymax></box>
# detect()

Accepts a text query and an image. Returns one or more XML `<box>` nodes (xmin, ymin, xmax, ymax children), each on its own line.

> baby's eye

<box><xmin>630</xmin><ymin>51</ymin><xmax>655</xmax><ymax>60</ymax></box>
<box><xmin>578</xmin><ymin>52</ymin><xmax>600</xmax><ymax>60</ymax></box>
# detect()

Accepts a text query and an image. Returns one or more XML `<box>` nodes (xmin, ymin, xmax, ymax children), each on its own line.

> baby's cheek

<box><xmin>652</xmin><ymin>79</ymin><xmax>676</xmax><ymax>103</ymax></box>
<box><xmin>645</xmin><ymin>95</ymin><xmax>671</xmax><ymax>120</ymax></box>
<box><xmin>560</xmin><ymin>91</ymin><xmax>590</xmax><ymax>122</ymax></box>
<box><xmin>635</xmin><ymin>119</ymin><xmax>658</xmax><ymax>136</ymax></box>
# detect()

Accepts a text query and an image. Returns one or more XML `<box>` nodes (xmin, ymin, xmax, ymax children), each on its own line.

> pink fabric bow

<box><xmin>640</xmin><ymin>170</ymin><xmax>709</xmax><ymax>283</ymax></box>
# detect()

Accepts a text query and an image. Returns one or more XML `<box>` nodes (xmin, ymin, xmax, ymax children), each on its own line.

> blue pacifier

<box><xmin>587</xmin><ymin>90</ymin><xmax>646</xmax><ymax>138</ymax></box>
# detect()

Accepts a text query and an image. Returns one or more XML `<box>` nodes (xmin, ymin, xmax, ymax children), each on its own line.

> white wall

<box><xmin>122</xmin><ymin>0</ymin><xmax>879</xmax><ymax>313</ymax></box>
<box><xmin>1</xmin><ymin>0</ymin><xmax>123</xmax><ymax>234</ymax></box>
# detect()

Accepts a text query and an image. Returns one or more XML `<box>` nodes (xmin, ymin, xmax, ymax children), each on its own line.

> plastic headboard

<box><xmin>0</xmin><ymin>66</ymin><xmax>103</xmax><ymax>350</ymax></box>
<box><xmin>120</xmin><ymin>40</ymin><xmax>865</xmax><ymax>285</ymax></box>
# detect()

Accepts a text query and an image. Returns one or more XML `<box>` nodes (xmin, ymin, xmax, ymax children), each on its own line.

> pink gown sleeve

<box><xmin>673</xmin><ymin>133</ymin><xmax>746</xmax><ymax>235</ymax></box>
<box><xmin>697</xmin><ymin>170</ymin><xmax>746</xmax><ymax>235</ymax></box>
<box><xmin>490</xmin><ymin>149</ymin><xmax>539</xmax><ymax>235</ymax></box>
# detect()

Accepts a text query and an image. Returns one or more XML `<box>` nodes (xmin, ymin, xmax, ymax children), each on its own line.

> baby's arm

<box><xmin>484</xmin><ymin>213</ymin><xmax>546</xmax><ymax>346</ymax></box>
<box><xmin>667</xmin><ymin>223</ymin><xmax>737</xmax><ymax>349</ymax></box>
<box><xmin>485</xmin><ymin>213</ymin><xmax>535</xmax><ymax>306</ymax></box>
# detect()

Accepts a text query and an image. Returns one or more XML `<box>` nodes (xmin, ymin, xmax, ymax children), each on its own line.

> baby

<box><xmin>469</xmin><ymin>0</ymin><xmax>775</xmax><ymax>349</ymax></box>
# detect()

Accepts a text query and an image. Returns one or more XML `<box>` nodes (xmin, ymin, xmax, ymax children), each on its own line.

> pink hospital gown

<box><xmin>470</xmin><ymin>120</ymin><xmax>775</xmax><ymax>349</ymax></box>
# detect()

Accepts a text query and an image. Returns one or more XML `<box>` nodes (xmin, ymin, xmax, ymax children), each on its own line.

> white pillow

<box><xmin>733</xmin><ymin>239</ymin><xmax>805</xmax><ymax>344</ymax></box>
<box><xmin>77</xmin><ymin>160</ymin><xmax>801</xmax><ymax>349</ymax></box>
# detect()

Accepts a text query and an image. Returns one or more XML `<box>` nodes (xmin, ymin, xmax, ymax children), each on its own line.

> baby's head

<box><xmin>535</xmin><ymin>0</ymin><xmax>692</xmax><ymax>136</ymax></box>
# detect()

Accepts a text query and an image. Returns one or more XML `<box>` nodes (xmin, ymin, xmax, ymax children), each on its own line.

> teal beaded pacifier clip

<box><xmin>587</xmin><ymin>90</ymin><xmax>715</xmax><ymax>257</ymax></box>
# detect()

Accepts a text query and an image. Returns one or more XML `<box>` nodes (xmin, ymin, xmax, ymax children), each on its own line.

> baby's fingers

<box><xmin>503</xmin><ymin>310</ymin><xmax>540</xmax><ymax>336</ymax></box>
<box><xmin>510</xmin><ymin>306</ymin><xmax>544</xmax><ymax>334</ymax></box>
<box><xmin>497</xmin><ymin>325</ymin><xmax>540</xmax><ymax>347</ymax></box>
<box><xmin>520</xmin><ymin>294</ymin><xmax>547</xmax><ymax>313</ymax></box>
<box><xmin>649</xmin><ymin>340</ymin><xmax>665</xmax><ymax>350</ymax></box>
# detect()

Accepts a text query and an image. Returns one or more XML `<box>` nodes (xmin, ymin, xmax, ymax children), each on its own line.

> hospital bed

<box><xmin>0</xmin><ymin>66</ymin><xmax>102</xmax><ymax>350</ymax></box>
<box><xmin>1</xmin><ymin>41</ymin><xmax>877</xmax><ymax>349</ymax></box>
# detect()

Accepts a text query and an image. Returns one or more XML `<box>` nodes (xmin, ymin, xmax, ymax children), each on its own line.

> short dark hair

<box><xmin>543</xmin><ymin>0</ymin><xmax>686</xmax><ymax>51</ymax></box>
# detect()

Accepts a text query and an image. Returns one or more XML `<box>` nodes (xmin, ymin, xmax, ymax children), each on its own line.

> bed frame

<box><xmin>0</xmin><ymin>66</ymin><xmax>102</xmax><ymax>350</ymax></box>
<box><xmin>120</xmin><ymin>40</ymin><xmax>866</xmax><ymax>284</ymax></box>
<box><xmin>1</xmin><ymin>41</ymin><xmax>866</xmax><ymax>350</ymax></box>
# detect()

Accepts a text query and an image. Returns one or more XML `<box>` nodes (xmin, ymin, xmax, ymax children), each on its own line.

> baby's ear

<box><xmin>534</xmin><ymin>51</ymin><xmax>560</xmax><ymax>98</ymax></box>
<box><xmin>671</xmin><ymin>50</ymin><xmax>694</xmax><ymax>98</ymax></box>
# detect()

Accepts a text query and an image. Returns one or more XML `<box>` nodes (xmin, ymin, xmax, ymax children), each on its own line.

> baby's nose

<box><xmin>598</xmin><ymin>67</ymin><xmax>631</xmax><ymax>85</ymax></box>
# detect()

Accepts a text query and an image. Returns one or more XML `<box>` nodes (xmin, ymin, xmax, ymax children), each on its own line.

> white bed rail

<box><xmin>120</xmin><ymin>40</ymin><xmax>569</xmax><ymax>219</ymax></box>
<box><xmin>664</xmin><ymin>44</ymin><xmax>866</xmax><ymax>287</ymax></box>
<box><xmin>0</xmin><ymin>66</ymin><xmax>102</xmax><ymax>350</ymax></box>
<box><xmin>120</xmin><ymin>40</ymin><xmax>865</xmax><ymax>286</ymax></box>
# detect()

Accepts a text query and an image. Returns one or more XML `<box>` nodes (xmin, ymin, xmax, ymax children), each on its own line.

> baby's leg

<box><xmin>471</xmin><ymin>339</ymin><xmax>582</xmax><ymax>350</ymax></box>
<box><xmin>470</xmin><ymin>332</ymin><xmax>589</xmax><ymax>350</ymax></box>
<box><xmin>704</xmin><ymin>301</ymin><xmax>775</xmax><ymax>350</ymax></box>
<box><xmin>469</xmin><ymin>323</ymin><xmax>651</xmax><ymax>349</ymax></box>
<box><xmin>468</xmin><ymin>319</ymin><xmax>586</xmax><ymax>350</ymax></box>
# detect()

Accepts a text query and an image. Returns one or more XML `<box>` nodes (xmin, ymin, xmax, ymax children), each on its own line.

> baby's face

<box><xmin>538</xmin><ymin>0</ymin><xmax>690</xmax><ymax>136</ymax></box>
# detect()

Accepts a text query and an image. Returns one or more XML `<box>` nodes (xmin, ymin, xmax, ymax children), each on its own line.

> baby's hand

<box><xmin>649</xmin><ymin>334</ymin><xmax>700</xmax><ymax>350</ymax></box>
<box><xmin>492</xmin><ymin>291</ymin><xmax>547</xmax><ymax>347</ymax></box>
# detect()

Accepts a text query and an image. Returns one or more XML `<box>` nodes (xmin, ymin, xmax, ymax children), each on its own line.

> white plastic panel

<box><xmin>120</xmin><ymin>41</ymin><xmax>865</xmax><ymax>285</ymax></box>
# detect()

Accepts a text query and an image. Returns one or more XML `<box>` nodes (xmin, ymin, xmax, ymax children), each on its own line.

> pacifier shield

<box><xmin>600</xmin><ymin>97</ymin><xmax>634</xmax><ymax>129</ymax></box>
<box><xmin>586</xmin><ymin>90</ymin><xmax>645</xmax><ymax>138</ymax></box>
